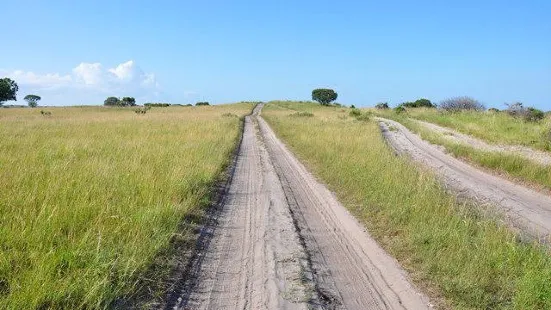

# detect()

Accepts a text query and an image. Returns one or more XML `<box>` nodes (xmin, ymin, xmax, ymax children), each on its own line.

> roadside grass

<box><xmin>384</xmin><ymin>108</ymin><xmax>551</xmax><ymax>151</ymax></box>
<box><xmin>373</xmin><ymin>111</ymin><xmax>551</xmax><ymax>191</ymax></box>
<box><xmin>263</xmin><ymin>101</ymin><xmax>551</xmax><ymax>309</ymax></box>
<box><xmin>0</xmin><ymin>103</ymin><xmax>253</xmax><ymax>309</ymax></box>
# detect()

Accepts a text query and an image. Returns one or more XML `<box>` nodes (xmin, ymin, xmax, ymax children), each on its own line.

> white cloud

<box><xmin>0</xmin><ymin>60</ymin><xmax>161</xmax><ymax>105</ymax></box>
<box><xmin>73</xmin><ymin>62</ymin><xmax>103</xmax><ymax>85</ymax></box>
<box><xmin>7</xmin><ymin>70</ymin><xmax>72</xmax><ymax>89</ymax></box>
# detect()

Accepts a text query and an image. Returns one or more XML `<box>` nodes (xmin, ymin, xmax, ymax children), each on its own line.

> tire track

<box><xmin>168</xmin><ymin>106</ymin><xmax>431</xmax><ymax>309</ymax></box>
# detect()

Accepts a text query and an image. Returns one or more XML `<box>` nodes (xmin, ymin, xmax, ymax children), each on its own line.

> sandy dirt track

<box><xmin>167</xmin><ymin>105</ymin><xmax>431</xmax><ymax>309</ymax></box>
<box><xmin>378</xmin><ymin>118</ymin><xmax>551</xmax><ymax>243</ymax></box>
<box><xmin>415</xmin><ymin>120</ymin><xmax>551</xmax><ymax>166</ymax></box>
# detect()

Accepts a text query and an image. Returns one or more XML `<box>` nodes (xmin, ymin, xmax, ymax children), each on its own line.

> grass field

<box><xmin>385</xmin><ymin>108</ymin><xmax>551</xmax><ymax>151</ymax></box>
<box><xmin>372</xmin><ymin>109</ymin><xmax>551</xmax><ymax>191</ymax></box>
<box><xmin>0</xmin><ymin>104</ymin><xmax>252</xmax><ymax>309</ymax></box>
<box><xmin>263</xmin><ymin>101</ymin><xmax>551</xmax><ymax>309</ymax></box>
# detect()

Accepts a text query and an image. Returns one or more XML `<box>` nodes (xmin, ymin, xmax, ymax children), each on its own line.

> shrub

<box><xmin>401</xmin><ymin>98</ymin><xmax>434</xmax><ymax>108</ymax></box>
<box><xmin>196</xmin><ymin>102</ymin><xmax>210</xmax><ymax>106</ymax></box>
<box><xmin>375</xmin><ymin>102</ymin><xmax>389</xmax><ymax>110</ymax></box>
<box><xmin>488</xmin><ymin>108</ymin><xmax>500</xmax><ymax>113</ymax></box>
<box><xmin>506</xmin><ymin>102</ymin><xmax>545</xmax><ymax>122</ymax></box>
<box><xmin>350</xmin><ymin>104</ymin><xmax>356</xmax><ymax>109</ymax></box>
<box><xmin>439</xmin><ymin>96</ymin><xmax>485</xmax><ymax>111</ymax></box>
<box><xmin>349</xmin><ymin>109</ymin><xmax>361</xmax><ymax>117</ymax></box>
<box><xmin>144</xmin><ymin>103</ymin><xmax>170</xmax><ymax>107</ymax></box>
<box><xmin>394</xmin><ymin>106</ymin><xmax>406</xmax><ymax>114</ymax></box>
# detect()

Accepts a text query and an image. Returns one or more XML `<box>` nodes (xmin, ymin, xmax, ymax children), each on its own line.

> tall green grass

<box><xmin>0</xmin><ymin>104</ymin><xmax>252</xmax><ymax>309</ymax></box>
<box><xmin>263</xmin><ymin>101</ymin><xmax>551</xmax><ymax>309</ymax></box>
<box><xmin>389</xmin><ymin>108</ymin><xmax>551</xmax><ymax>151</ymax></box>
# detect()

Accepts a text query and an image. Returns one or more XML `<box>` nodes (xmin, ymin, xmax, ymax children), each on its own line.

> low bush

<box><xmin>506</xmin><ymin>102</ymin><xmax>545</xmax><ymax>122</ymax></box>
<box><xmin>401</xmin><ymin>98</ymin><xmax>435</xmax><ymax>108</ymax></box>
<box><xmin>349</xmin><ymin>109</ymin><xmax>361</xmax><ymax>117</ymax></box>
<box><xmin>144</xmin><ymin>103</ymin><xmax>170</xmax><ymax>107</ymax></box>
<box><xmin>440</xmin><ymin>96</ymin><xmax>485</xmax><ymax>111</ymax></box>
<box><xmin>375</xmin><ymin>102</ymin><xmax>390</xmax><ymax>110</ymax></box>
<box><xmin>196</xmin><ymin>102</ymin><xmax>210</xmax><ymax>106</ymax></box>
<box><xmin>394</xmin><ymin>106</ymin><xmax>406</xmax><ymax>114</ymax></box>
<box><xmin>488</xmin><ymin>108</ymin><xmax>500</xmax><ymax>113</ymax></box>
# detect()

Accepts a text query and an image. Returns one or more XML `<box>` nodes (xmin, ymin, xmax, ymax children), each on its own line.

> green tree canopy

<box><xmin>312</xmin><ymin>88</ymin><xmax>338</xmax><ymax>105</ymax></box>
<box><xmin>24</xmin><ymin>94</ymin><xmax>41</xmax><ymax>108</ymax></box>
<box><xmin>121</xmin><ymin>97</ymin><xmax>136</xmax><ymax>106</ymax></box>
<box><xmin>0</xmin><ymin>78</ymin><xmax>19</xmax><ymax>105</ymax></box>
<box><xmin>401</xmin><ymin>98</ymin><xmax>434</xmax><ymax>108</ymax></box>
<box><xmin>104</xmin><ymin>97</ymin><xmax>120</xmax><ymax>106</ymax></box>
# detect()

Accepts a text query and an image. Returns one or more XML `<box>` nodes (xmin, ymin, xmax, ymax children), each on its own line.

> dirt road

<box><xmin>378</xmin><ymin>118</ymin><xmax>551</xmax><ymax>243</ymax></box>
<box><xmin>167</xmin><ymin>106</ymin><xmax>431</xmax><ymax>309</ymax></box>
<box><xmin>415</xmin><ymin>119</ymin><xmax>551</xmax><ymax>166</ymax></box>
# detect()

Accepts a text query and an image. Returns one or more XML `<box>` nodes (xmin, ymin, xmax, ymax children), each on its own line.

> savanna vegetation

<box><xmin>263</xmin><ymin>101</ymin><xmax>551</xmax><ymax>309</ymax></box>
<box><xmin>0</xmin><ymin>103</ymin><xmax>253</xmax><ymax>309</ymax></box>
<box><xmin>372</xmin><ymin>105</ymin><xmax>551</xmax><ymax>190</ymax></box>
<box><xmin>380</xmin><ymin>105</ymin><xmax>551</xmax><ymax>151</ymax></box>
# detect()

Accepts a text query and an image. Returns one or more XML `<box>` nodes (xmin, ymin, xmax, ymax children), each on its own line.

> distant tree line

<box><xmin>104</xmin><ymin>97</ymin><xmax>136</xmax><ymax>107</ymax></box>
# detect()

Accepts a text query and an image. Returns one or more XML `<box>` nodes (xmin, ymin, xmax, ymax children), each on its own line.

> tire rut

<box><xmin>167</xmin><ymin>106</ymin><xmax>431</xmax><ymax>309</ymax></box>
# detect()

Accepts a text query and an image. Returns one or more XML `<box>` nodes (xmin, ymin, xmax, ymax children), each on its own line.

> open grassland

<box><xmin>263</xmin><ymin>101</ymin><xmax>551</xmax><ymax>309</ymax></box>
<box><xmin>373</xmin><ymin>110</ymin><xmax>551</xmax><ymax>191</ymax></box>
<box><xmin>384</xmin><ymin>108</ymin><xmax>551</xmax><ymax>151</ymax></box>
<box><xmin>0</xmin><ymin>104</ymin><xmax>252</xmax><ymax>309</ymax></box>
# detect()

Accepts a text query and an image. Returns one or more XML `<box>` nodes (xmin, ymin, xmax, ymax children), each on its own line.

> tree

<box><xmin>312</xmin><ymin>88</ymin><xmax>338</xmax><ymax>105</ymax></box>
<box><xmin>439</xmin><ymin>96</ymin><xmax>485</xmax><ymax>111</ymax></box>
<box><xmin>104</xmin><ymin>97</ymin><xmax>120</xmax><ymax>106</ymax></box>
<box><xmin>121</xmin><ymin>97</ymin><xmax>136</xmax><ymax>106</ymax></box>
<box><xmin>0</xmin><ymin>78</ymin><xmax>19</xmax><ymax>105</ymax></box>
<box><xmin>24</xmin><ymin>94</ymin><xmax>41</xmax><ymax>108</ymax></box>
<box><xmin>195</xmin><ymin>102</ymin><xmax>210</xmax><ymax>106</ymax></box>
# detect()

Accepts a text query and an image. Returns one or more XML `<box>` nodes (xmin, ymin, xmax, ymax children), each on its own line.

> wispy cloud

<box><xmin>0</xmin><ymin>60</ymin><xmax>161</xmax><ymax>105</ymax></box>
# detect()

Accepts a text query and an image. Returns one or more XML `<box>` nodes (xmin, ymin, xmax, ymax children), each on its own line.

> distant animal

<box><xmin>40</xmin><ymin>110</ymin><xmax>52</xmax><ymax>116</ymax></box>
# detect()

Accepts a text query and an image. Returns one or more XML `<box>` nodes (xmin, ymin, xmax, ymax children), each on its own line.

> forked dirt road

<box><xmin>379</xmin><ymin>118</ymin><xmax>551</xmax><ymax>243</ymax></box>
<box><xmin>168</xmin><ymin>105</ymin><xmax>431</xmax><ymax>309</ymax></box>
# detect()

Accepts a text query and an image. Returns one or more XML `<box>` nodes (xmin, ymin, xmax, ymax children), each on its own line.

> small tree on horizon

<box><xmin>121</xmin><ymin>97</ymin><xmax>136</xmax><ymax>106</ymax></box>
<box><xmin>104</xmin><ymin>97</ymin><xmax>120</xmax><ymax>106</ymax></box>
<box><xmin>24</xmin><ymin>94</ymin><xmax>41</xmax><ymax>108</ymax></box>
<box><xmin>312</xmin><ymin>88</ymin><xmax>338</xmax><ymax>105</ymax></box>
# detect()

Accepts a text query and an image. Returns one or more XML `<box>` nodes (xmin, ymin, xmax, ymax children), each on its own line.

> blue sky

<box><xmin>1</xmin><ymin>0</ymin><xmax>550</xmax><ymax>109</ymax></box>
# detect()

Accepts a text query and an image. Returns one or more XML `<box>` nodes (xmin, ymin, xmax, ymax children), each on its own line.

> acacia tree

<box><xmin>0</xmin><ymin>78</ymin><xmax>19</xmax><ymax>105</ymax></box>
<box><xmin>104</xmin><ymin>97</ymin><xmax>120</xmax><ymax>106</ymax></box>
<box><xmin>312</xmin><ymin>88</ymin><xmax>338</xmax><ymax>105</ymax></box>
<box><xmin>121</xmin><ymin>97</ymin><xmax>136</xmax><ymax>106</ymax></box>
<box><xmin>24</xmin><ymin>94</ymin><xmax>41</xmax><ymax>108</ymax></box>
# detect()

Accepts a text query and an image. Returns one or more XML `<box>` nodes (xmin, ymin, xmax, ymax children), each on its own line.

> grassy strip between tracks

<box><xmin>0</xmin><ymin>103</ymin><xmax>253</xmax><ymax>309</ymax></box>
<box><xmin>383</xmin><ymin>107</ymin><xmax>551</xmax><ymax>152</ymax></box>
<box><xmin>263</xmin><ymin>101</ymin><xmax>551</xmax><ymax>309</ymax></box>
<box><xmin>373</xmin><ymin>110</ymin><xmax>551</xmax><ymax>191</ymax></box>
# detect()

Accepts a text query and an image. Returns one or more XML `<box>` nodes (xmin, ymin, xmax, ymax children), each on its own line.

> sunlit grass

<box><xmin>372</xmin><ymin>109</ymin><xmax>551</xmax><ymax>190</ymax></box>
<box><xmin>0</xmin><ymin>104</ymin><xmax>252</xmax><ymax>309</ymax></box>
<box><xmin>385</xmin><ymin>108</ymin><xmax>551</xmax><ymax>151</ymax></box>
<box><xmin>263</xmin><ymin>101</ymin><xmax>551</xmax><ymax>309</ymax></box>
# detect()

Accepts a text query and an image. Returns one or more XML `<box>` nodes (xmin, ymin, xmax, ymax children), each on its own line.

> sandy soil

<box><xmin>416</xmin><ymin>120</ymin><xmax>551</xmax><ymax>166</ymax></box>
<box><xmin>379</xmin><ymin>118</ymin><xmax>551</xmax><ymax>243</ymax></box>
<box><xmin>166</xmin><ymin>106</ymin><xmax>431</xmax><ymax>309</ymax></box>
